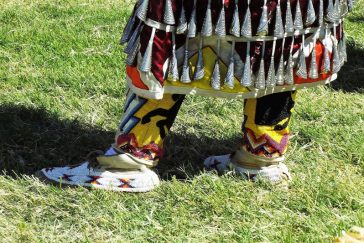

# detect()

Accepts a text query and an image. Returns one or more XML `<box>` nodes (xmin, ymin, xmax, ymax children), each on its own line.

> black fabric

<box><xmin>254</xmin><ymin>91</ymin><xmax>295</xmax><ymax>127</ymax></box>
<box><xmin>141</xmin><ymin>94</ymin><xmax>185</xmax><ymax>139</ymax></box>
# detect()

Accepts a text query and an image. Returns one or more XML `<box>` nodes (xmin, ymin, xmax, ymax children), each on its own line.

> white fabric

<box><xmin>204</xmin><ymin>154</ymin><xmax>291</xmax><ymax>183</ymax></box>
<box><xmin>41</xmin><ymin>161</ymin><xmax>160</xmax><ymax>192</ymax></box>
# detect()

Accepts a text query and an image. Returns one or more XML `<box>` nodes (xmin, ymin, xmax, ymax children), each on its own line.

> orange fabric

<box><xmin>126</xmin><ymin>65</ymin><xmax>149</xmax><ymax>90</ymax></box>
<box><xmin>294</xmin><ymin>40</ymin><xmax>332</xmax><ymax>84</ymax></box>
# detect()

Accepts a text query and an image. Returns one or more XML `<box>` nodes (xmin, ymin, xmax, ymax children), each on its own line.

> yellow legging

<box><xmin>115</xmin><ymin>89</ymin><xmax>296</xmax><ymax>164</ymax></box>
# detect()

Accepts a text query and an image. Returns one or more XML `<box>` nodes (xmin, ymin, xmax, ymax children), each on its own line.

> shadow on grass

<box><xmin>330</xmin><ymin>41</ymin><xmax>364</xmax><ymax>93</ymax></box>
<box><xmin>0</xmin><ymin>104</ymin><xmax>240</xmax><ymax>180</ymax></box>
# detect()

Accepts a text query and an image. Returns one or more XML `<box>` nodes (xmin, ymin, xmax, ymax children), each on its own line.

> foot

<box><xmin>36</xmin><ymin>152</ymin><xmax>160</xmax><ymax>192</ymax></box>
<box><xmin>204</xmin><ymin>154</ymin><xmax>291</xmax><ymax>183</ymax></box>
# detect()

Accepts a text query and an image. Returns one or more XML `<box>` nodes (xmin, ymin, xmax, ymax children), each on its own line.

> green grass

<box><xmin>1</xmin><ymin>0</ymin><xmax>363</xmax><ymax>241</ymax></box>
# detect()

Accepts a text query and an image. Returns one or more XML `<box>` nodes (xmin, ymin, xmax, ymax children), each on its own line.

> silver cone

<box><xmin>211</xmin><ymin>60</ymin><xmax>221</xmax><ymax>90</ymax></box>
<box><xmin>267</xmin><ymin>57</ymin><xmax>276</xmax><ymax>88</ymax></box>
<box><xmin>225</xmin><ymin>57</ymin><xmax>235</xmax><ymax>89</ymax></box>
<box><xmin>139</xmin><ymin>27</ymin><xmax>156</xmax><ymax>72</ymax></box>
<box><xmin>257</xmin><ymin>2</ymin><xmax>268</xmax><ymax>36</ymax></box>
<box><xmin>322</xmin><ymin>44</ymin><xmax>331</xmax><ymax>73</ymax></box>
<box><xmin>124</xmin><ymin>23</ymin><xmax>141</xmax><ymax>54</ymax></box>
<box><xmin>180</xmin><ymin>48</ymin><xmax>191</xmax><ymax>83</ymax></box>
<box><xmin>168</xmin><ymin>33</ymin><xmax>179</xmax><ymax>81</ymax></box>
<box><xmin>293</xmin><ymin>1</ymin><xmax>304</xmax><ymax>30</ymax></box>
<box><xmin>285</xmin><ymin>42</ymin><xmax>294</xmax><ymax>85</ymax></box>
<box><xmin>121</xmin><ymin>15</ymin><xmax>136</xmax><ymax>44</ymax></box>
<box><xmin>340</xmin><ymin>32</ymin><xmax>347</xmax><ymax>62</ymax></box>
<box><xmin>332</xmin><ymin>39</ymin><xmax>341</xmax><ymax>73</ymax></box>
<box><xmin>318</xmin><ymin>0</ymin><xmax>324</xmax><ymax>26</ymax></box>
<box><xmin>193</xmin><ymin>38</ymin><xmax>205</xmax><ymax>80</ymax></box>
<box><xmin>256</xmin><ymin>59</ymin><xmax>266</xmax><ymax>90</ymax></box>
<box><xmin>241</xmin><ymin>42</ymin><xmax>252</xmax><ymax>87</ymax></box>
<box><xmin>309</xmin><ymin>42</ymin><xmax>318</xmax><ymax>79</ymax></box>
<box><xmin>177</xmin><ymin>4</ymin><xmax>188</xmax><ymax>34</ymax></box>
<box><xmin>274</xmin><ymin>3</ymin><xmax>284</xmax><ymax>38</ymax></box>
<box><xmin>164</xmin><ymin>0</ymin><xmax>175</xmax><ymax>25</ymax></box>
<box><xmin>230</xmin><ymin>0</ymin><xmax>240</xmax><ymax>37</ymax></box>
<box><xmin>305</xmin><ymin>0</ymin><xmax>316</xmax><ymax>26</ymax></box>
<box><xmin>296</xmin><ymin>48</ymin><xmax>307</xmax><ymax>79</ymax></box>
<box><xmin>202</xmin><ymin>0</ymin><xmax>213</xmax><ymax>37</ymax></box>
<box><xmin>276</xmin><ymin>53</ymin><xmax>285</xmax><ymax>85</ymax></box>
<box><xmin>126</xmin><ymin>41</ymin><xmax>140</xmax><ymax>66</ymax></box>
<box><xmin>136</xmin><ymin>0</ymin><xmax>149</xmax><ymax>21</ymax></box>
<box><xmin>188</xmin><ymin>5</ymin><xmax>197</xmax><ymax>38</ymax></box>
<box><xmin>285</xmin><ymin>1</ymin><xmax>294</xmax><ymax>33</ymax></box>
<box><xmin>224</xmin><ymin>41</ymin><xmax>236</xmax><ymax>89</ymax></box>
<box><xmin>241</xmin><ymin>1</ymin><xmax>252</xmax><ymax>37</ymax></box>
<box><xmin>215</xmin><ymin>4</ymin><xmax>226</xmax><ymax>37</ymax></box>
<box><xmin>326</xmin><ymin>0</ymin><xmax>336</xmax><ymax>22</ymax></box>
<box><xmin>333</xmin><ymin>0</ymin><xmax>341</xmax><ymax>21</ymax></box>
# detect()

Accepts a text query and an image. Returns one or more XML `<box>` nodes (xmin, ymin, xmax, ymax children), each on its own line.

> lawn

<box><xmin>0</xmin><ymin>0</ymin><xmax>363</xmax><ymax>241</ymax></box>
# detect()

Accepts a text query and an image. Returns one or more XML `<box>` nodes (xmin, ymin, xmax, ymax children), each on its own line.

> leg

<box><xmin>38</xmin><ymin>89</ymin><xmax>185</xmax><ymax>192</ymax></box>
<box><xmin>204</xmin><ymin>91</ymin><xmax>296</xmax><ymax>183</ymax></box>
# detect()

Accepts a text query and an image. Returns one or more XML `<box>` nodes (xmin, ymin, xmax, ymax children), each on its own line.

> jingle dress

<box><xmin>121</xmin><ymin>0</ymin><xmax>353</xmax><ymax>100</ymax></box>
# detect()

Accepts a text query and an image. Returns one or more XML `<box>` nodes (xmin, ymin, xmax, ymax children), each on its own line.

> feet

<box><xmin>204</xmin><ymin>154</ymin><xmax>291</xmax><ymax>183</ymax></box>
<box><xmin>37</xmin><ymin>153</ymin><xmax>160</xmax><ymax>192</ymax></box>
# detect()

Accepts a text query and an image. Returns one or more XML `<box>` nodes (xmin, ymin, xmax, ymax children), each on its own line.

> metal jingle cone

<box><xmin>276</xmin><ymin>54</ymin><xmax>285</xmax><ymax>85</ymax></box>
<box><xmin>333</xmin><ymin>0</ymin><xmax>341</xmax><ymax>21</ymax></box>
<box><xmin>230</xmin><ymin>0</ymin><xmax>240</xmax><ymax>37</ymax></box>
<box><xmin>257</xmin><ymin>1</ymin><xmax>269</xmax><ymax>36</ymax></box>
<box><xmin>181</xmin><ymin>49</ymin><xmax>191</xmax><ymax>83</ymax></box>
<box><xmin>318</xmin><ymin>0</ymin><xmax>324</xmax><ymax>26</ymax></box>
<box><xmin>267</xmin><ymin>58</ymin><xmax>276</xmax><ymax>88</ymax></box>
<box><xmin>168</xmin><ymin>52</ymin><xmax>179</xmax><ymax>81</ymax></box>
<box><xmin>164</xmin><ymin>0</ymin><xmax>175</xmax><ymax>25</ymax></box>
<box><xmin>285</xmin><ymin>1</ymin><xmax>294</xmax><ymax>33</ymax></box>
<box><xmin>211</xmin><ymin>39</ymin><xmax>222</xmax><ymax>90</ymax></box>
<box><xmin>215</xmin><ymin>3</ymin><xmax>226</xmax><ymax>37</ymax></box>
<box><xmin>255</xmin><ymin>41</ymin><xmax>266</xmax><ymax>89</ymax></box>
<box><xmin>285</xmin><ymin>39</ymin><xmax>294</xmax><ymax>85</ymax></box>
<box><xmin>266</xmin><ymin>41</ymin><xmax>277</xmax><ymax>88</ymax></box>
<box><xmin>256</xmin><ymin>59</ymin><xmax>266</xmax><ymax>89</ymax></box>
<box><xmin>305</xmin><ymin>0</ymin><xmax>316</xmax><ymax>26</ymax></box>
<box><xmin>136</xmin><ymin>0</ymin><xmax>149</xmax><ymax>21</ymax></box>
<box><xmin>241</xmin><ymin>0</ymin><xmax>252</xmax><ymax>38</ymax></box>
<box><xmin>188</xmin><ymin>3</ymin><xmax>197</xmax><ymax>38</ymax></box>
<box><xmin>177</xmin><ymin>3</ymin><xmax>188</xmax><ymax>34</ymax></box>
<box><xmin>348</xmin><ymin>0</ymin><xmax>354</xmax><ymax>12</ymax></box>
<box><xmin>224</xmin><ymin>41</ymin><xmax>236</xmax><ymax>89</ymax></box>
<box><xmin>168</xmin><ymin>33</ymin><xmax>179</xmax><ymax>81</ymax></box>
<box><xmin>326</xmin><ymin>0</ymin><xmax>336</xmax><ymax>22</ymax></box>
<box><xmin>341</xmin><ymin>32</ymin><xmax>348</xmax><ymax>62</ymax></box>
<box><xmin>296</xmin><ymin>48</ymin><xmax>308</xmax><ymax>79</ymax></box>
<box><xmin>124</xmin><ymin>23</ymin><xmax>142</xmax><ymax>54</ymax></box>
<box><xmin>309</xmin><ymin>39</ymin><xmax>319</xmax><ymax>79</ymax></box>
<box><xmin>202</xmin><ymin>0</ymin><xmax>213</xmax><ymax>37</ymax></box>
<box><xmin>332</xmin><ymin>38</ymin><xmax>341</xmax><ymax>73</ymax></box>
<box><xmin>322</xmin><ymin>45</ymin><xmax>331</xmax><ymax>74</ymax></box>
<box><xmin>193</xmin><ymin>37</ymin><xmax>205</xmax><ymax>80</ymax></box>
<box><xmin>274</xmin><ymin>2</ymin><xmax>284</xmax><ymax>38</ymax></box>
<box><xmin>275</xmin><ymin>38</ymin><xmax>286</xmax><ymax>85</ymax></box>
<box><xmin>241</xmin><ymin>42</ymin><xmax>252</xmax><ymax>87</ymax></box>
<box><xmin>211</xmin><ymin>59</ymin><xmax>221</xmax><ymax>90</ymax></box>
<box><xmin>139</xmin><ymin>27</ymin><xmax>156</xmax><ymax>72</ymax></box>
<box><xmin>121</xmin><ymin>14</ymin><xmax>136</xmax><ymax>44</ymax></box>
<box><xmin>293</xmin><ymin>0</ymin><xmax>304</xmax><ymax>30</ymax></box>
<box><xmin>126</xmin><ymin>41</ymin><xmax>140</xmax><ymax>66</ymax></box>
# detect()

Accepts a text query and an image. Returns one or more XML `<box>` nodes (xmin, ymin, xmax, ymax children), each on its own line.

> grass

<box><xmin>0</xmin><ymin>0</ymin><xmax>363</xmax><ymax>241</ymax></box>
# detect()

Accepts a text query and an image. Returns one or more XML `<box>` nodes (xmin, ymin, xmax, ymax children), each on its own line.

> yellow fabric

<box><xmin>165</xmin><ymin>46</ymin><xmax>250</xmax><ymax>93</ymax></box>
<box><xmin>243</xmin><ymin>92</ymin><xmax>296</xmax><ymax>155</ymax></box>
<box><xmin>118</xmin><ymin>92</ymin><xmax>181</xmax><ymax>148</ymax></box>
